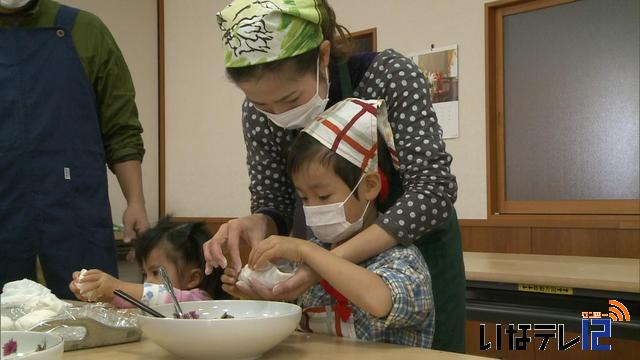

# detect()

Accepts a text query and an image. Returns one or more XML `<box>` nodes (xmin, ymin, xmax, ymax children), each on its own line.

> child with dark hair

<box><xmin>69</xmin><ymin>216</ymin><xmax>227</xmax><ymax>307</ymax></box>
<box><xmin>227</xmin><ymin>99</ymin><xmax>434</xmax><ymax>348</ymax></box>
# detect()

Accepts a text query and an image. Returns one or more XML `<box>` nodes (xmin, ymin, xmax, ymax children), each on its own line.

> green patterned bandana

<box><xmin>217</xmin><ymin>0</ymin><xmax>324</xmax><ymax>68</ymax></box>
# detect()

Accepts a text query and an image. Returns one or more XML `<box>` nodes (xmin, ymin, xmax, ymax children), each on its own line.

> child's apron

<box><xmin>299</xmin><ymin>280</ymin><xmax>357</xmax><ymax>339</ymax></box>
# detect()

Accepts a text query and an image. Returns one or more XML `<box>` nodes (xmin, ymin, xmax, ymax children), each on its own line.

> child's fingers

<box><xmin>71</xmin><ymin>271</ymin><xmax>81</xmax><ymax>281</ymax></box>
<box><xmin>69</xmin><ymin>279</ymin><xmax>90</xmax><ymax>301</ymax></box>
<box><xmin>235</xmin><ymin>280</ymin><xmax>261</xmax><ymax>299</ymax></box>
<box><xmin>221</xmin><ymin>268</ymin><xmax>238</xmax><ymax>285</ymax></box>
<box><xmin>223</xmin><ymin>266</ymin><xmax>237</xmax><ymax>277</ymax></box>
<box><xmin>92</xmin><ymin>283</ymin><xmax>114</xmax><ymax>302</ymax></box>
<box><xmin>83</xmin><ymin>269</ymin><xmax>103</xmax><ymax>277</ymax></box>
<box><xmin>87</xmin><ymin>284</ymin><xmax>107</xmax><ymax>302</ymax></box>
<box><xmin>68</xmin><ymin>281</ymin><xmax>83</xmax><ymax>300</ymax></box>
<box><xmin>221</xmin><ymin>273</ymin><xmax>237</xmax><ymax>285</ymax></box>
<box><xmin>78</xmin><ymin>273</ymin><xmax>102</xmax><ymax>283</ymax></box>
<box><xmin>79</xmin><ymin>280</ymin><xmax>101</xmax><ymax>295</ymax></box>
<box><xmin>252</xmin><ymin>247</ymin><xmax>277</xmax><ymax>271</ymax></box>
<box><xmin>222</xmin><ymin>284</ymin><xmax>248</xmax><ymax>299</ymax></box>
<box><xmin>247</xmin><ymin>278</ymin><xmax>281</xmax><ymax>301</ymax></box>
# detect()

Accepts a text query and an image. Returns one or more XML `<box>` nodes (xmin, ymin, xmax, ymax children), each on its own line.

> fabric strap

<box><xmin>53</xmin><ymin>4</ymin><xmax>78</xmax><ymax>30</ymax></box>
<box><xmin>319</xmin><ymin>279</ymin><xmax>352</xmax><ymax>322</ymax></box>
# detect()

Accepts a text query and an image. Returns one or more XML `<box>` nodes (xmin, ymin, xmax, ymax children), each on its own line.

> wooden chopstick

<box><xmin>113</xmin><ymin>289</ymin><xmax>166</xmax><ymax>318</ymax></box>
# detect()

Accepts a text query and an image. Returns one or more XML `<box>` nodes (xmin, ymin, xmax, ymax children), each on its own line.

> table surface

<box><xmin>62</xmin><ymin>332</ymin><xmax>491</xmax><ymax>360</ymax></box>
<box><xmin>464</xmin><ymin>252</ymin><xmax>640</xmax><ymax>293</ymax></box>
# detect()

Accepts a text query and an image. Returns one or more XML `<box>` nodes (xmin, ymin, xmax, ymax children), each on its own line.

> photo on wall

<box><xmin>350</xmin><ymin>28</ymin><xmax>377</xmax><ymax>52</ymax></box>
<box><xmin>412</xmin><ymin>45</ymin><xmax>459</xmax><ymax>139</ymax></box>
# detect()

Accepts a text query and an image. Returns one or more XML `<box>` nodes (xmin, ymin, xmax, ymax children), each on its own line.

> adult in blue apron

<box><xmin>0</xmin><ymin>4</ymin><xmax>117</xmax><ymax>299</ymax></box>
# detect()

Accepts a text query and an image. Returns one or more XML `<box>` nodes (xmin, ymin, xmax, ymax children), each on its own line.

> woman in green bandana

<box><xmin>203</xmin><ymin>0</ymin><xmax>466</xmax><ymax>353</ymax></box>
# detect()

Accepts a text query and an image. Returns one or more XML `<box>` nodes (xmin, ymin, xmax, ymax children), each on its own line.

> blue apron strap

<box><xmin>54</xmin><ymin>5</ymin><xmax>79</xmax><ymax>31</ymax></box>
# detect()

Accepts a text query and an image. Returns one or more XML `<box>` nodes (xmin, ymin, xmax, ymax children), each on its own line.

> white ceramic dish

<box><xmin>137</xmin><ymin>300</ymin><xmax>301</xmax><ymax>360</ymax></box>
<box><xmin>1</xmin><ymin>331</ymin><xmax>64</xmax><ymax>360</ymax></box>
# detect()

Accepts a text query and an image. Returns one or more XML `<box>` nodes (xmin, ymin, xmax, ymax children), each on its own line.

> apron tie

<box><xmin>319</xmin><ymin>279</ymin><xmax>352</xmax><ymax>322</ymax></box>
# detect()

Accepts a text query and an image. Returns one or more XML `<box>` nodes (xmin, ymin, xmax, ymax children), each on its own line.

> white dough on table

<box><xmin>237</xmin><ymin>263</ymin><xmax>295</xmax><ymax>289</ymax></box>
<box><xmin>1</xmin><ymin>315</ymin><xmax>15</xmax><ymax>330</ymax></box>
<box><xmin>15</xmin><ymin>309</ymin><xmax>58</xmax><ymax>330</ymax></box>
<box><xmin>1</xmin><ymin>279</ymin><xmax>69</xmax><ymax>313</ymax></box>
<box><xmin>76</xmin><ymin>268</ymin><xmax>95</xmax><ymax>300</ymax></box>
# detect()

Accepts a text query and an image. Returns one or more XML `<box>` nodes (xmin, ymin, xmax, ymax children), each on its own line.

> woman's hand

<box><xmin>72</xmin><ymin>269</ymin><xmax>122</xmax><ymax>302</ymax></box>
<box><xmin>203</xmin><ymin>214</ymin><xmax>276</xmax><ymax>275</ymax></box>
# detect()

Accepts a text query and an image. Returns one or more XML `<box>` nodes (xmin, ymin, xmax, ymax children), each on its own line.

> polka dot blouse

<box><xmin>241</xmin><ymin>49</ymin><xmax>458</xmax><ymax>245</ymax></box>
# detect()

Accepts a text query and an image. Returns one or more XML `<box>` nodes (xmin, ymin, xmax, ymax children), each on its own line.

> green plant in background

<box><xmin>113</xmin><ymin>223</ymin><xmax>124</xmax><ymax>239</ymax></box>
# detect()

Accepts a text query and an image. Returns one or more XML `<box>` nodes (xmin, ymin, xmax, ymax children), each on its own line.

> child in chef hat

<box><xmin>228</xmin><ymin>98</ymin><xmax>435</xmax><ymax>348</ymax></box>
<box><xmin>69</xmin><ymin>216</ymin><xmax>229</xmax><ymax>307</ymax></box>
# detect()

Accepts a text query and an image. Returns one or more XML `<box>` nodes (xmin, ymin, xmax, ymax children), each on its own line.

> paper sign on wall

<box><xmin>411</xmin><ymin>45</ymin><xmax>459</xmax><ymax>139</ymax></box>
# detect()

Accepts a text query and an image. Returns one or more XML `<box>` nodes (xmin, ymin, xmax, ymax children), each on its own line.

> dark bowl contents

<box><xmin>220</xmin><ymin>312</ymin><xmax>234</xmax><ymax>319</ymax></box>
<box><xmin>173</xmin><ymin>310</ymin><xmax>234</xmax><ymax>319</ymax></box>
<box><xmin>177</xmin><ymin>310</ymin><xmax>200</xmax><ymax>319</ymax></box>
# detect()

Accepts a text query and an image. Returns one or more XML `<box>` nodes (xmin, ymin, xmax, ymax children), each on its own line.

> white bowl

<box><xmin>138</xmin><ymin>300</ymin><xmax>301</xmax><ymax>360</ymax></box>
<box><xmin>1</xmin><ymin>331</ymin><xmax>64</xmax><ymax>360</ymax></box>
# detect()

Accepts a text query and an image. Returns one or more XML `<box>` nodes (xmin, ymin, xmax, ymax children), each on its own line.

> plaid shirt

<box><xmin>297</xmin><ymin>238</ymin><xmax>435</xmax><ymax>348</ymax></box>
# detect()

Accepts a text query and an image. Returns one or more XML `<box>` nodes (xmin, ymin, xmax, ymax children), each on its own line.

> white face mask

<box><xmin>255</xmin><ymin>58</ymin><xmax>329</xmax><ymax>129</ymax></box>
<box><xmin>0</xmin><ymin>0</ymin><xmax>31</xmax><ymax>9</ymax></box>
<box><xmin>303</xmin><ymin>175</ymin><xmax>370</xmax><ymax>244</ymax></box>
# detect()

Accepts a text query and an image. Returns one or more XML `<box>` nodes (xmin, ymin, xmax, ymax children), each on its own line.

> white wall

<box><xmin>164</xmin><ymin>0</ymin><xmax>490</xmax><ymax>220</ymax></box>
<box><xmin>59</xmin><ymin>0</ymin><xmax>159</xmax><ymax>224</ymax></box>
<box><xmin>164</xmin><ymin>0</ymin><xmax>250</xmax><ymax>217</ymax></box>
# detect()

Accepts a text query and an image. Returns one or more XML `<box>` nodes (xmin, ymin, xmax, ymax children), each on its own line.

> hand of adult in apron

<box><xmin>122</xmin><ymin>203</ymin><xmax>150</xmax><ymax>243</ymax></box>
<box><xmin>221</xmin><ymin>263</ymin><xmax>318</xmax><ymax>301</ymax></box>
<box><xmin>214</xmin><ymin>233</ymin><xmax>321</xmax><ymax>301</ymax></box>
<box><xmin>203</xmin><ymin>214</ymin><xmax>273</xmax><ymax>275</ymax></box>
<box><xmin>250</xmin><ymin>235</ymin><xmax>321</xmax><ymax>300</ymax></box>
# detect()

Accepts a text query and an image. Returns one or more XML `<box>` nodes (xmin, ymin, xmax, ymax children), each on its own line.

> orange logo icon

<box><xmin>604</xmin><ymin>300</ymin><xmax>630</xmax><ymax>322</ymax></box>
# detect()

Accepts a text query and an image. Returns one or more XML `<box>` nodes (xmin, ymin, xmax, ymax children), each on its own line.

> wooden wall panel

<box><xmin>462</xmin><ymin>227</ymin><xmax>532</xmax><ymax>254</ymax></box>
<box><xmin>532</xmin><ymin>229</ymin><xmax>640</xmax><ymax>259</ymax></box>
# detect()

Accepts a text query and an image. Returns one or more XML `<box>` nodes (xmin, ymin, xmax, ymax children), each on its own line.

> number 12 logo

<box><xmin>581</xmin><ymin>318</ymin><xmax>611</xmax><ymax>351</ymax></box>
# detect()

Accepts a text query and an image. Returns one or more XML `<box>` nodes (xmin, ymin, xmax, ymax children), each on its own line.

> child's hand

<box><xmin>74</xmin><ymin>269</ymin><xmax>122</xmax><ymax>302</ymax></box>
<box><xmin>248</xmin><ymin>235</ymin><xmax>306</xmax><ymax>270</ymax></box>
<box><xmin>69</xmin><ymin>271</ymin><xmax>87</xmax><ymax>301</ymax></box>
<box><xmin>220</xmin><ymin>267</ymin><xmax>258</xmax><ymax>300</ymax></box>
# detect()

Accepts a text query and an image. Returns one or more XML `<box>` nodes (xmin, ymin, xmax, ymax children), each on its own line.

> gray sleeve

<box><xmin>353</xmin><ymin>50</ymin><xmax>458</xmax><ymax>245</ymax></box>
<box><xmin>241</xmin><ymin>101</ymin><xmax>297</xmax><ymax>225</ymax></box>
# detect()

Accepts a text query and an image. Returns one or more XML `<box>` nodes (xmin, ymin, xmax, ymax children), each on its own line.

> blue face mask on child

<box><xmin>302</xmin><ymin>175</ymin><xmax>370</xmax><ymax>244</ymax></box>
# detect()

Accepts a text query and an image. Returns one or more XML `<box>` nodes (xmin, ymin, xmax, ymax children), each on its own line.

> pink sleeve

<box><xmin>111</xmin><ymin>296</ymin><xmax>135</xmax><ymax>309</ymax></box>
<box><xmin>174</xmin><ymin>288</ymin><xmax>212</xmax><ymax>302</ymax></box>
